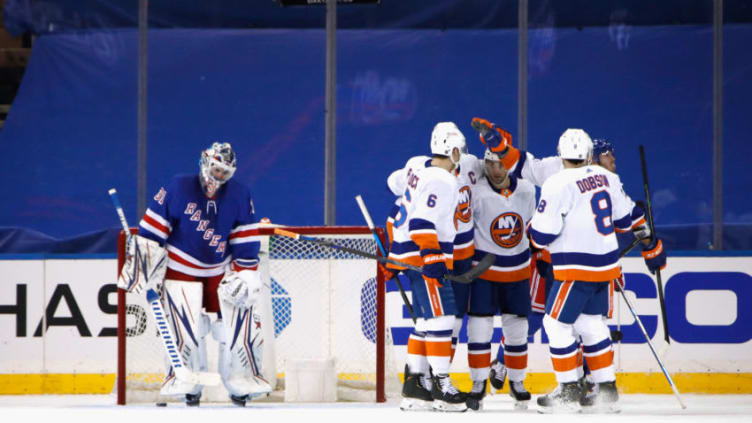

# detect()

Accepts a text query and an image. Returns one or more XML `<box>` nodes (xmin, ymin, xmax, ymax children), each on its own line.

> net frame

<box><xmin>116</xmin><ymin>225</ymin><xmax>389</xmax><ymax>405</ymax></box>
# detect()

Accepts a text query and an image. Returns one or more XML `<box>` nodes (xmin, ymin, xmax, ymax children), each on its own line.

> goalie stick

<box><xmin>108</xmin><ymin>188</ymin><xmax>221</xmax><ymax>387</ymax></box>
<box><xmin>274</xmin><ymin>227</ymin><xmax>495</xmax><ymax>284</ymax></box>
<box><xmin>639</xmin><ymin>146</ymin><xmax>670</xmax><ymax>346</ymax></box>
<box><xmin>355</xmin><ymin>195</ymin><xmax>417</xmax><ymax>323</ymax></box>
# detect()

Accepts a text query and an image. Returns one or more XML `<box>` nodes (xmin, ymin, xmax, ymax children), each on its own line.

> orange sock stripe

<box><xmin>576</xmin><ymin>347</ymin><xmax>584</xmax><ymax>367</ymax></box>
<box><xmin>425</xmin><ymin>340</ymin><xmax>453</xmax><ymax>357</ymax></box>
<box><xmin>467</xmin><ymin>352</ymin><xmax>491</xmax><ymax>369</ymax></box>
<box><xmin>551</xmin><ymin>354</ymin><xmax>579</xmax><ymax>372</ymax></box>
<box><xmin>407</xmin><ymin>338</ymin><xmax>426</xmax><ymax>355</ymax></box>
<box><xmin>585</xmin><ymin>350</ymin><xmax>614</xmax><ymax>371</ymax></box>
<box><xmin>504</xmin><ymin>354</ymin><xmax>528</xmax><ymax>370</ymax></box>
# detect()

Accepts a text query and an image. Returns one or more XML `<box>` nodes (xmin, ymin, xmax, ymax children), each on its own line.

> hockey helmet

<box><xmin>557</xmin><ymin>129</ymin><xmax>593</xmax><ymax>162</ymax></box>
<box><xmin>592</xmin><ymin>138</ymin><xmax>615</xmax><ymax>164</ymax></box>
<box><xmin>430</xmin><ymin>121</ymin><xmax>466</xmax><ymax>165</ymax></box>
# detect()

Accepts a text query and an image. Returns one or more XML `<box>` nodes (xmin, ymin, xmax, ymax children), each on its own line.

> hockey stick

<box><xmin>355</xmin><ymin>195</ymin><xmax>417</xmax><ymax>323</ymax></box>
<box><xmin>619</xmin><ymin>237</ymin><xmax>641</xmax><ymax>259</ymax></box>
<box><xmin>615</xmin><ymin>276</ymin><xmax>686</xmax><ymax>409</ymax></box>
<box><xmin>108</xmin><ymin>188</ymin><xmax>221</xmax><ymax>387</ymax></box>
<box><xmin>274</xmin><ymin>227</ymin><xmax>495</xmax><ymax>284</ymax></box>
<box><xmin>639</xmin><ymin>146</ymin><xmax>670</xmax><ymax>346</ymax></box>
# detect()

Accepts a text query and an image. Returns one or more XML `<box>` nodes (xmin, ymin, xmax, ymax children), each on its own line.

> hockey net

<box><xmin>116</xmin><ymin>225</ymin><xmax>400</xmax><ymax>404</ymax></box>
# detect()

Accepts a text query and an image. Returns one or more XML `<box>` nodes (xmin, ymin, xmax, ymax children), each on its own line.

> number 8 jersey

<box><xmin>529</xmin><ymin>165</ymin><xmax>633</xmax><ymax>282</ymax></box>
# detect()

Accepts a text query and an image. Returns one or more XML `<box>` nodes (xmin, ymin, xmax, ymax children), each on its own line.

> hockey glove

<box><xmin>378</xmin><ymin>262</ymin><xmax>398</xmax><ymax>281</ymax></box>
<box><xmin>471</xmin><ymin>117</ymin><xmax>512</xmax><ymax>156</ymax></box>
<box><xmin>421</xmin><ymin>249</ymin><xmax>448</xmax><ymax>288</ymax></box>
<box><xmin>218</xmin><ymin>270</ymin><xmax>264</xmax><ymax>309</ymax></box>
<box><xmin>614</xmin><ymin>274</ymin><xmax>626</xmax><ymax>292</ymax></box>
<box><xmin>641</xmin><ymin>238</ymin><xmax>667</xmax><ymax>274</ymax></box>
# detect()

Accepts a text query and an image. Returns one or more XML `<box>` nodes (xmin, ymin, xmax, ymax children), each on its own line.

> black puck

<box><xmin>156</xmin><ymin>402</ymin><xmax>168</xmax><ymax>407</ymax></box>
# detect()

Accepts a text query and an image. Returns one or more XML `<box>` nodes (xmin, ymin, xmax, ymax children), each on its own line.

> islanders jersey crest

<box><xmin>455</xmin><ymin>185</ymin><xmax>472</xmax><ymax>226</ymax></box>
<box><xmin>490</xmin><ymin>212</ymin><xmax>524</xmax><ymax>248</ymax></box>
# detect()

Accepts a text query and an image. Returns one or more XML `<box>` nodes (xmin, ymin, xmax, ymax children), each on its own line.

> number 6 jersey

<box><xmin>387</xmin><ymin>159</ymin><xmax>459</xmax><ymax>270</ymax></box>
<box><xmin>529</xmin><ymin>165</ymin><xmax>633</xmax><ymax>282</ymax></box>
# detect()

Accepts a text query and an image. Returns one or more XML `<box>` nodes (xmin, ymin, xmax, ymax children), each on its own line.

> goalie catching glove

<box><xmin>218</xmin><ymin>270</ymin><xmax>264</xmax><ymax>310</ymax></box>
<box><xmin>117</xmin><ymin>234</ymin><xmax>167</xmax><ymax>294</ymax></box>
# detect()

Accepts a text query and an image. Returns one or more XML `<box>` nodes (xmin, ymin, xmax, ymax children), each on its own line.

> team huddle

<box><xmin>384</xmin><ymin>118</ymin><xmax>667</xmax><ymax>413</ymax></box>
<box><xmin>114</xmin><ymin>121</ymin><xmax>666</xmax><ymax>412</ymax></box>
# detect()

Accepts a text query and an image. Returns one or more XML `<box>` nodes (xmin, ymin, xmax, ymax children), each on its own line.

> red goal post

<box><xmin>116</xmin><ymin>225</ymin><xmax>393</xmax><ymax>404</ymax></box>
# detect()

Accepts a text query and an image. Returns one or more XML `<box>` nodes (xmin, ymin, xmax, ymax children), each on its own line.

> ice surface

<box><xmin>0</xmin><ymin>394</ymin><xmax>750</xmax><ymax>423</ymax></box>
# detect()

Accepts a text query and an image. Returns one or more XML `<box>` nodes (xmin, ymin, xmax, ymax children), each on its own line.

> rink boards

<box><xmin>0</xmin><ymin>255</ymin><xmax>750</xmax><ymax>395</ymax></box>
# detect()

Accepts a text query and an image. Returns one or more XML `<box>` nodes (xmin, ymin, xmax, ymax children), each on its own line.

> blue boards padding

<box><xmin>1</xmin><ymin>26</ymin><xmax>750</xmax><ymax>253</ymax></box>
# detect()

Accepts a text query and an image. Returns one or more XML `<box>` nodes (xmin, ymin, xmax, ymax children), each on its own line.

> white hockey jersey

<box><xmin>503</xmin><ymin>146</ymin><xmax>647</xmax><ymax>231</ymax></box>
<box><xmin>529</xmin><ymin>165</ymin><xmax>634</xmax><ymax>282</ymax></box>
<box><xmin>472</xmin><ymin>175</ymin><xmax>537</xmax><ymax>282</ymax></box>
<box><xmin>387</xmin><ymin>161</ymin><xmax>459</xmax><ymax>270</ymax></box>
<box><xmin>387</xmin><ymin>154</ymin><xmax>483</xmax><ymax>263</ymax></box>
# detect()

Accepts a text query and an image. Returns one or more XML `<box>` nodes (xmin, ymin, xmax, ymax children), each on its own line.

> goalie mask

<box><xmin>200</xmin><ymin>142</ymin><xmax>237</xmax><ymax>197</ymax></box>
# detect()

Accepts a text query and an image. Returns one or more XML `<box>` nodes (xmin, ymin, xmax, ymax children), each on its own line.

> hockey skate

<box><xmin>230</xmin><ymin>394</ymin><xmax>248</xmax><ymax>407</ymax></box>
<box><xmin>580</xmin><ymin>381</ymin><xmax>620</xmax><ymax>413</ymax></box>
<box><xmin>185</xmin><ymin>393</ymin><xmax>201</xmax><ymax>407</ymax></box>
<box><xmin>399</xmin><ymin>366</ymin><xmax>434</xmax><ymax>411</ymax></box>
<box><xmin>466</xmin><ymin>380</ymin><xmax>486</xmax><ymax>411</ymax></box>
<box><xmin>431</xmin><ymin>374</ymin><xmax>469</xmax><ymax>412</ymax></box>
<box><xmin>488</xmin><ymin>359</ymin><xmax>507</xmax><ymax>391</ymax></box>
<box><xmin>536</xmin><ymin>382</ymin><xmax>581</xmax><ymax>413</ymax></box>
<box><xmin>578</xmin><ymin>375</ymin><xmax>597</xmax><ymax>405</ymax></box>
<box><xmin>509</xmin><ymin>380</ymin><xmax>531</xmax><ymax>410</ymax></box>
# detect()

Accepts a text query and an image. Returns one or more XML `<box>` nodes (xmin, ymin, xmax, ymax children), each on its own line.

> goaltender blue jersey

<box><xmin>138</xmin><ymin>174</ymin><xmax>261</xmax><ymax>278</ymax></box>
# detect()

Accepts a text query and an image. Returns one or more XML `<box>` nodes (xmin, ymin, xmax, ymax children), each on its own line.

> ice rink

<box><xmin>1</xmin><ymin>394</ymin><xmax>750</xmax><ymax>423</ymax></box>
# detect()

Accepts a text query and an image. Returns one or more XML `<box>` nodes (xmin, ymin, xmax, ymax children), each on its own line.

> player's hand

<box><xmin>641</xmin><ymin>237</ymin><xmax>667</xmax><ymax>274</ymax></box>
<box><xmin>378</xmin><ymin>262</ymin><xmax>397</xmax><ymax>281</ymax></box>
<box><xmin>614</xmin><ymin>274</ymin><xmax>626</xmax><ymax>292</ymax></box>
<box><xmin>471</xmin><ymin>117</ymin><xmax>512</xmax><ymax>155</ymax></box>
<box><xmin>535</xmin><ymin>255</ymin><xmax>551</xmax><ymax>279</ymax></box>
<box><xmin>421</xmin><ymin>250</ymin><xmax>448</xmax><ymax>286</ymax></box>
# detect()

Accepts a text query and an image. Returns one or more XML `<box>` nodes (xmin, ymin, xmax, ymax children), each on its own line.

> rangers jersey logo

<box><xmin>490</xmin><ymin>212</ymin><xmax>524</xmax><ymax>248</ymax></box>
<box><xmin>455</xmin><ymin>185</ymin><xmax>472</xmax><ymax>224</ymax></box>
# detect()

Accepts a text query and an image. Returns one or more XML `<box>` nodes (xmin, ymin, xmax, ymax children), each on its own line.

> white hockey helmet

<box><xmin>199</xmin><ymin>142</ymin><xmax>237</xmax><ymax>196</ymax></box>
<box><xmin>430</xmin><ymin>121</ymin><xmax>466</xmax><ymax>165</ymax></box>
<box><xmin>557</xmin><ymin>128</ymin><xmax>593</xmax><ymax>162</ymax></box>
<box><xmin>484</xmin><ymin>147</ymin><xmax>502</xmax><ymax>162</ymax></box>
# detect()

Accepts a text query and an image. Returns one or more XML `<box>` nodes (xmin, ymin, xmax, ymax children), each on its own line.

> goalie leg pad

<box><xmin>216</xmin><ymin>298</ymin><xmax>272</xmax><ymax>398</ymax></box>
<box><xmin>160</xmin><ymin>280</ymin><xmax>206</xmax><ymax>396</ymax></box>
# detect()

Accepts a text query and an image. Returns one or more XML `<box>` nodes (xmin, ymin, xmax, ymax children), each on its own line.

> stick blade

<box><xmin>174</xmin><ymin>368</ymin><xmax>221</xmax><ymax>386</ymax></box>
<box><xmin>452</xmin><ymin>253</ymin><xmax>495</xmax><ymax>283</ymax></box>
